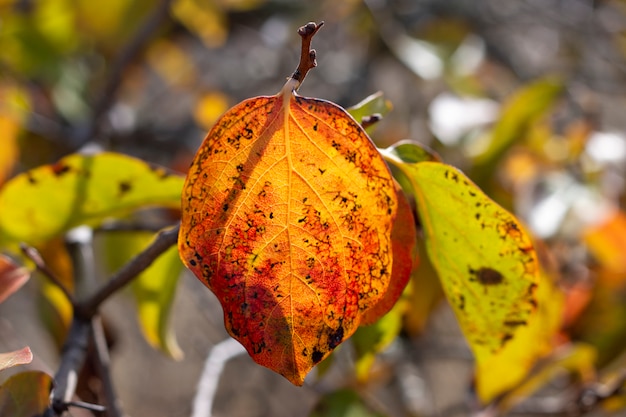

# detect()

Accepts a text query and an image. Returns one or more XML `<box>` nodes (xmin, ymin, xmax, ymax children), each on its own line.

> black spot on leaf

<box><xmin>327</xmin><ymin>326</ymin><xmax>344</xmax><ymax>349</ymax></box>
<box><xmin>311</xmin><ymin>349</ymin><xmax>323</xmax><ymax>364</ymax></box>
<box><xmin>118</xmin><ymin>181</ymin><xmax>132</xmax><ymax>196</ymax></box>
<box><xmin>51</xmin><ymin>163</ymin><xmax>71</xmax><ymax>177</ymax></box>
<box><xmin>470</xmin><ymin>267</ymin><xmax>504</xmax><ymax>285</ymax></box>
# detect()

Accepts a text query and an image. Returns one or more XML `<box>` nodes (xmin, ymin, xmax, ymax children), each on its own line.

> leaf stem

<box><xmin>289</xmin><ymin>21</ymin><xmax>324</xmax><ymax>90</ymax></box>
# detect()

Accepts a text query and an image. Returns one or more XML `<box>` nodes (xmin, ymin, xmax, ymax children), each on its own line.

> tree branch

<box><xmin>45</xmin><ymin>318</ymin><xmax>92</xmax><ymax>417</ymax></box>
<box><xmin>91</xmin><ymin>316</ymin><xmax>124</xmax><ymax>417</ymax></box>
<box><xmin>45</xmin><ymin>223</ymin><xmax>179</xmax><ymax>416</ymax></box>
<box><xmin>77</xmin><ymin>224</ymin><xmax>180</xmax><ymax>318</ymax></box>
<box><xmin>20</xmin><ymin>243</ymin><xmax>75</xmax><ymax>305</ymax></box>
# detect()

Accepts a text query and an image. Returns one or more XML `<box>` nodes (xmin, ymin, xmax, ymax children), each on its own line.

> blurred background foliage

<box><xmin>2</xmin><ymin>0</ymin><xmax>626</xmax><ymax>416</ymax></box>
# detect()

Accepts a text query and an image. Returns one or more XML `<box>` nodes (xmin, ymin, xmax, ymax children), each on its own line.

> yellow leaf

<box><xmin>476</xmin><ymin>269</ymin><xmax>564</xmax><ymax>403</ymax></box>
<box><xmin>100</xmin><ymin>231</ymin><xmax>183</xmax><ymax>359</ymax></box>
<box><xmin>384</xmin><ymin>159</ymin><xmax>541</xmax><ymax>402</ymax></box>
<box><xmin>0</xmin><ymin>152</ymin><xmax>184</xmax><ymax>247</ymax></box>
<box><xmin>147</xmin><ymin>39</ymin><xmax>198</xmax><ymax>88</ymax></box>
<box><xmin>171</xmin><ymin>0</ymin><xmax>227</xmax><ymax>48</ymax></box>
<box><xmin>193</xmin><ymin>91</ymin><xmax>230</xmax><ymax>130</ymax></box>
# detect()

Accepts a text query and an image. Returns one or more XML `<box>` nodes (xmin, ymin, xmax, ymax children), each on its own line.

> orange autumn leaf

<box><xmin>360</xmin><ymin>184</ymin><xmax>416</xmax><ymax>325</ymax></box>
<box><xmin>584</xmin><ymin>210</ymin><xmax>626</xmax><ymax>276</ymax></box>
<box><xmin>179</xmin><ymin>64</ymin><xmax>400</xmax><ymax>385</ymax></box>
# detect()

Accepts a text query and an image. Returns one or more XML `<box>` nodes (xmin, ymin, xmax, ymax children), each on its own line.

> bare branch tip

<box><xmin>298</xmin><ymin>21</ymin><xmax>324</xmax><ymax>38</ymax></box>
<box><xmin>290</xmin><ymin>21</ymin><xmax>324</xmax><ymax>86</ymax></box>
<box><xmin>20</xmin><ymin>243</ymin><xmax>43</xmax><ymax>265</ymax></box>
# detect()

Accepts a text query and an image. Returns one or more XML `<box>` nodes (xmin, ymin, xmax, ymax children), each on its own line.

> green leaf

<box><xmin>347</xmin><ymin>92</ymin><xmax>393</xmax><ymax>132</ymax></box>
<box><xmin>0</xmin><ymin>371</ymin><xmax>52</xmax><ymax>417</ymax></box>
<box><xmin>380</xmin><ymin>140</ymin><xmax>441</xmax><ymax>164</ymax></box>
<box><xmin>100</xmin><ymin>230</ymin><xmax>183</xmax><ymax>359</ymax></box>
<box><xmin>0</xmin><ymin>347</ymin><xmax>32</xmax><ymax>372</ymax></box>
<box><xmin>353</xmin><ymin>300</ymin><xmax>404</xmax><ymax>383</ymax></box>
<box><xmin>309</xmin><ymin>389</ymin><xmax>387</xmax><ymax>417</ymax></box>
<box><xmin>472</xmin><ymin>78</ymin><xmax>563</xmax><ymax>183</ymax></box>
<box><xmin>0</xmin><ymin>152</ymin><xmax>184</xmax><ymax>247</ymax></box>
<box><xmin>384</xmin><ymin>159</ymin><xmax>541</xmax><ymax>401</ymax></box>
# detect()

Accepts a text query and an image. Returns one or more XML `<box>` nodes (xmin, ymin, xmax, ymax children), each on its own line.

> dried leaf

<box><xmin>0</xmin><ymin>371</ymin><xmax>52</xmax><ymax>417</ymax></box>
<box><xmin>0</xmin><ymin>152</ymin><xmax>184</xmax><ymax>247</ymax></box>
<box><xmin>0</xmin><ymin>347</ymin><xmax>33</xmax><ymax>372</ymax></box>
<box><xmin>179</xmin><ymin>81</ymin><xmax>399</xmax><ymax>385</ymax></box>
<box><xmin>0</xmin><ymin>255</ymin><xmax>30</xmax><ymax>304</ymax></box>
<box><xmin>360</xmin><ymin>185</ymin><xmax>416</xmax><ymax>325</ymax></box>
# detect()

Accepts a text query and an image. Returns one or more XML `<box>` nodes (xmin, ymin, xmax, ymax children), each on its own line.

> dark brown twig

<box><xmin>290</xmin><ymin>21</ymin><xmax>324</xmax><ymax>88</ymax></box>
<box><xmin>45</xmin><ymin>317</ymin><xmax>92</xmax><ymax>417</ymax></box>
<box><xmin>77</xmin><ymin>224</ymin><xmax>180</xmax><ymax>318</ymax></box>
<box><xmin>92</xmin><ymin>316</ymin><xmax>124</xmax><ymax>417</ymax></box>
<box><xmin>20</xmin><ymin>243</ymin><xmax>75</xmax><ymax>305</ymax></box>
<box><xmin>45</xmin><ymin>224</ymin><xmax>179</xmax><ymax>416</ymax></box>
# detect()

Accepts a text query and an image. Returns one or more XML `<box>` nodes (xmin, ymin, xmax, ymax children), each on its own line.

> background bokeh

<box><xmin>2</xmin><ymin>1</ymin><xmax>626</xmax><ymax>416</ymax></box>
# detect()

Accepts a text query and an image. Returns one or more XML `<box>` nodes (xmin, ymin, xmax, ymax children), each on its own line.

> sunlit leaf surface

<box><xmin>0</xmin><ymin>152</ymin><xmax>184</xmax><ymax>247</ymax></box>
<box><xmin>179</xmin><ymin>81</ymin><xmax>399</xmax><ymax>385</ymax></box>
<box><xmin>476</xmin><ymin>269</ymin><xmax>563</xmax><ymax>402</ymax></box>
<box><xmin>384</xmin><ymin>159</ymin><xmax>541</xmax><ymax>401</ymax></box>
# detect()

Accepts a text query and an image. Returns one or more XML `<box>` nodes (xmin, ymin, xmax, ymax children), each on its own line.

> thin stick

<box><xmin>20</xmin><ymin>243</ymin><xmax>75</xmax><ymax>305</ymax></box>
<box><xmin>289</xmin><ymin>21</ymin><xmax>324</xmax><ymax>88</ymax></box>
<box><xmin>77</xmin><ymin>224</ymin><xmax>180</xmax><ymax>318</ymax></box>
<box><xmin>190</xmin><ymin>338</ymin><xmax>246</xmax><ymax>417</ymax></box>
<box><xmin>45</xmin><ymin>317</ymin><xmax>92</xmax><ymax>417</ymax></box>
<box><xmin>92</xmin><ymin>316</ymin><xmax>124</xmax><ymax>417</ymax></box>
